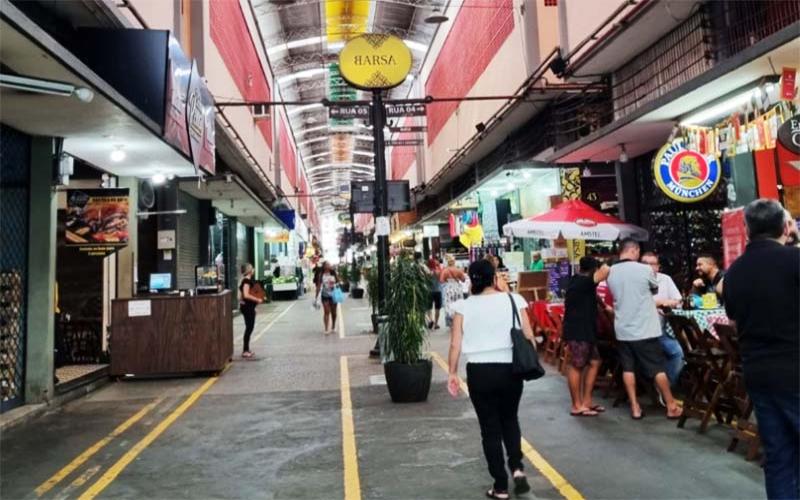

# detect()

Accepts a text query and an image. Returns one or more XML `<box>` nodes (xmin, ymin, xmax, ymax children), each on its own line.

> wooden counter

<box><xmin>110</xmin><ymin>291</ymin><xmax>232</xmax><ymax>377</ymax></box>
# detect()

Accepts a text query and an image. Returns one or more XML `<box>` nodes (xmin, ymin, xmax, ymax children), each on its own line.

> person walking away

<box><xmin>487</xmin><ymin>254</ymin><xmax>510</xmax><ymax>292</ymax></box>
<box><xmin>318</xmin><ymin>261</ymin><xmax>338</xmax><ymax>334</ymax></box>
<box><xmin>692</xmin><ymin>253</ymin><xmax>724</xmax><ymax>304</ymax></box>
<box><xmin>239</xmin><ymin>263</ymin><xmax>263</xmax><ymax>358</ymax></box>
<box><xmin>723</xmin><ymin>199</ymin><xmax>800</xmax><ymax>500</ymax></box>
<box><xmin>607</xmin><ymin>239</ymin><xmax>683</xmax><ymax>420</ymax></box>
<box><xmin>441</xmin><ymin>255</ymin><xmax>466</xmax><ymax>327</ymax></box>
<box><xmin>427</xmin><ymin>257</ymin><xmax>443</xmax><ymax>329</ymax></box>
<box><xmin>447</xmin><ymin>260</ymin><xmax>534</xmax><ymax>499</ymax></box>
<box><xmin>563</xmin><ymin>257</ymin><xmax>611</xmax><ymax>417</ymax></box>
<box><xmin>529</xmin><ymin>251</ymin><xmax>544</xmax><ymax>271</ymax></box>
<box><xmin>640</xmin><ymin>252</ymin><xmax>684</xmax><ymax>387</ymax></box>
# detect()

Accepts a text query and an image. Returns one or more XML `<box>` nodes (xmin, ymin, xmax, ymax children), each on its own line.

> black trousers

<box><xmin>240</xmin><ymin>305</ymin><xmax>256</xmax><ymax>352</ymax></box>
<box><xmin>466</xmin><ymin>363</ymin><xmax>524</xmax><ymax>491</ymax></box>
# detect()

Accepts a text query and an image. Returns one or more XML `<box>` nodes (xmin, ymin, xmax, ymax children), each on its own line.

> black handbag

<box><xmin>508</xmin><ymin>294</ymin><xmax>545</xmax><ymax>381</ymax></box>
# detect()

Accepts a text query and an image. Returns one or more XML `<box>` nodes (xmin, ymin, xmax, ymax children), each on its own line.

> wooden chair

<box><xmin>667</xmin><ymin>315</ymin><xmax>730</xmax><ymax>432</ymax></box>
<box><xmin>714</xmin><ymin>323</ymin><xmax>762</xmax><ymax>460</ymax></box>
<box><xmin>542</xmin><ymin>310</ymin><xmax>562</xmax><ymax>366</ymax></box>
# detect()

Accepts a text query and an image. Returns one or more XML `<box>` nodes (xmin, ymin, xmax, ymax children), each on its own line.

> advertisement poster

<box><xmin>163</xmin><ymin>37</ymin><xmax>191</xmax><ymax>157</ymax></box>
<box><xmin>187</xmin><ymin>61</ymin><xmax>216</xmax><ymax>176</ymax></box>
<box><xmin>65</xmin><ymin>189</ymin><xmax>129</xmax><ymax>257</ymax></box>
<box><xmin>721</xmin><ymin>208</ymin><xmax>746</xmax><ymax>269</ymax></box>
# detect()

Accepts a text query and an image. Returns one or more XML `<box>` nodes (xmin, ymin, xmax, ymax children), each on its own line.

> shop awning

<box><xmin>0</xmin><ymin>6</ymin><xmax>197</xmax><ymax>179</ymax></box>
<box><xmin>550</xmin><ymin>30</ymin><xmax>800</xmax><ymax>164</ymax></box>
<box><xmin>178</xmin><ymin>176</ymin><xmax>284</xmax><ymax>229</ymax></box>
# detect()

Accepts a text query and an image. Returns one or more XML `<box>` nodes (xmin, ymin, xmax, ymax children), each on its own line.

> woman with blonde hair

<box><xmin>239</xmin><ymin>263</ymin><xmax>263</xmax><ymax>358</ymax></box>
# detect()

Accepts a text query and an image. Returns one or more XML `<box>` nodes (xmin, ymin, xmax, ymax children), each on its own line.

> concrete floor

<box><xmin>1</xmin><ymin>295</ymin><xmax>766</xmax><ymax>499</ymax></box>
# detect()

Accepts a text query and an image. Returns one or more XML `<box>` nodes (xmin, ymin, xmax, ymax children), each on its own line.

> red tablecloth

<box><xmin>529</xmin><ymin>301</ymin><xmax>565</xmax><ymax>329</ymax></box>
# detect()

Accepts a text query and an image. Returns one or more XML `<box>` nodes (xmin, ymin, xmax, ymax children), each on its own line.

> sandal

<box><xmin>570</xmin><ymin>409</ymin><xmax>599</xmax><ymax>417</ymax></box>
<box><xmin>589</xmin><ymin>405</ymin><xmax>606</xmax><ymax>413</ymax></box>
<box><xmin>512</xmin><ymin>472</ymin><xmax>530</xmax><ymax>495</ymax></box>
<box><xmin>486</xmin><ymin>489</ymin><xmax>509</xmax><ymax>499</ymax></box>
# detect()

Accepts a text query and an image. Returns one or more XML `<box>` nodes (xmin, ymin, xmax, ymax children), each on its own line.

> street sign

<box><xmin>385</xmin><ymin>103</ymin><xmax>426</xmax><ymax>117</ymax></box>
<box><xmin>386</xmin><ymin>139</ymin><xmax>423</xmax><ymax>147</ymax></box>
<box><xmin>388</xmin><ymin>125</ymin><xmax>427</xmax><ymax>133</ymax></box>
<box><xmin>329</xmin><ymin>105</ymin><xmax>370</xmax><ymax>120</ymax></box>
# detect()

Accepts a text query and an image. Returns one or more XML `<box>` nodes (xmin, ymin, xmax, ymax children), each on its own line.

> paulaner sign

<box><xmin>653</xmin><ymin>139</ymin><xmax>721</xmax><ymax>203</ymax></box>
<box><xmin>338</xmin><ymin>34</ymin><xmax>412</xmax><ymax>90</ymax></box>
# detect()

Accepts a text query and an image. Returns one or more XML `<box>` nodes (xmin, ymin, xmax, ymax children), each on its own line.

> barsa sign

<box><xmin>353</xmin><ymin>55</ymin><xmax>398</xmax><ymax>66</ymax></box>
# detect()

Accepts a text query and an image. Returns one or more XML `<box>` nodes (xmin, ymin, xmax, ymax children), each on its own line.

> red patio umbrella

<box><xmin>502</xmin><ymin>199</ymin><xmax>649</xmax><ymax>241</ymax></box>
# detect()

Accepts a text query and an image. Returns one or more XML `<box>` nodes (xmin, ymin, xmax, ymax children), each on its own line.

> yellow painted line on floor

<box><xmin>338</xmin><ymin>304</ymin><xmax>346</xmax><ymax>339</ymax></box>
<box><xmin>430</xmin><ymin>350</ymin><xmax>585</xmax><ymax>500</ymax></box>
<box><xmin>339</xmin><ymin>356</ymin><xmax>362</xmax><ymax>500</ymax></box>
<box><xmin>77</xmin><ymin>375</ymin><xmax>222</xmax><ymax>500</ymax></box>
<box><xmin>34</xmin><ymin>397</ymin><xmax>165</xmax><ymax>497</ymax></box>
<box><xmin>250</xmin><ymin>301</ymin><xmax>296</xmax><ymax>345</ymax></box>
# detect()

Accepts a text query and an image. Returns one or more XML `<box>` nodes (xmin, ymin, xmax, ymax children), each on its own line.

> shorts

<box><xmin>617</xmin><ymin>338</ymin><xmax>667</xmax><ymax>379</ymax></box>
<box><xmin>431</xmin><ymin>291</ymin><xmax>442</xmax><ymax>310</ymax></box>
<box><xmin>321</xmin><ymin>295</ymin><xmax>333</xmax><ymax>304</ymax></box>
<box><xmin>565</xmin><ymin>341</ymin><xmax>600</xmax><ymax>369</ymax></box>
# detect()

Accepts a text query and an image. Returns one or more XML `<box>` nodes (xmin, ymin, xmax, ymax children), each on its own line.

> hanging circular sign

<box><xmin>338</xmin><ymin>34</ymin><xmax>412</xmax><ymax>90</ymax></box>
<box><xmin>653</xmin><ymin>140</ymin><xmax>721</xmax><ymax>203</ymax></box>
<box><xmin>778</xmin><ymin>114</ymin><xmax>800</xmax><ymax>155</ymax></box>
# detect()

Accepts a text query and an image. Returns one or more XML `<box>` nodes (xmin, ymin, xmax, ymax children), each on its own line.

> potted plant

<box><xmin>338</xmin><ymin>264</ymin><xmax>351</xmax><ymax>293</ymax></box>
<box><xmin>350</xmin><ymin>265</ymin><xmax>364</xmax><ymax>299</ymax></box>
<box><xmin>379</xmin><ymin>254</ymin><xmax>433</xmax><ymax>403</ymax></box>
<box><xmin>365</xmin><ymin>266</ymin><xmax>379</xmax><ymax>332</ymax></box>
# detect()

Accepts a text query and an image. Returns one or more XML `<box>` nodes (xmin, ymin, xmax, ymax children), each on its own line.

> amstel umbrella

<box><xmin>502</xmin><ymin>199</ymin><xmax>649</xmax><ymax>241</ymax></box>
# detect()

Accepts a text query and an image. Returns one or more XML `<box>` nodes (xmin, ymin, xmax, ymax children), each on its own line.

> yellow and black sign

<box><xmin>338</xmin><ymin>34</ymin><xmax>412</xmax><ymax>90</ymax></box>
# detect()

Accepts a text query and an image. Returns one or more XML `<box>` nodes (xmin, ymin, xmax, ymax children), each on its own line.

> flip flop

<box><xmin>590</xmin><ymin>405</ymin><xmax>606</xmax><ymax>413</ymax></box>
<box><xmin>666</xmin><ymin>410</ymin><xmax>683</xmax><ymax>420</ymax></box>
<box><xmin>570</xmin><ymin>409</ymin><xmax>599</xmax><ymax>417</ymax></box>
<box><xmin>631</xmin><ymin>411</ymin><xmax>644</xmax><ymax>420</ymax></box>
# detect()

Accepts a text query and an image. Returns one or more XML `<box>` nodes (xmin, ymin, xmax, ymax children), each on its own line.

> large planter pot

<box><xmin>350</xmin><ymin>287</ymin><xmax>364</xmax><ymax>299</ymax></box>
<box><xmin>384</xmin><ymin>360</ymin><xmax>432</xmax><ymax>403</ymax></box>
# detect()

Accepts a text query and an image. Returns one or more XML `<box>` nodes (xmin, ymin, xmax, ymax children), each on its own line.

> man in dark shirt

<box><xmin>724</xmin><ymin>199</ymin><xmax>800</xmax><ymax>500</ymax></box>
<box><xmin>692</xmin><ymin>253</ymin><xmax>724</xmax><ymax>303</ymax></box>
<box><xmin>562</xmin><ymin>257</ymin><xmax>610</xmax><ymax>417</ymax></box>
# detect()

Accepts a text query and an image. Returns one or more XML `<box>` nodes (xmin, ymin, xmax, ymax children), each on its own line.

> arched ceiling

<box><xmin>250</xmin><ymin>0</ymin><xmax>444</xmax><ymax>216</ymax></box>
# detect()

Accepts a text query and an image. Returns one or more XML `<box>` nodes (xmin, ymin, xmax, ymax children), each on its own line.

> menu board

<box><xmin>546</xmin><ymin>259</ymin><xmax>572</xmax><ymax>297</ymax></box>
<box><xmin>65</xmin><ymin>189</ymin><xmax>129</xmax><ymax>257</ymax></box>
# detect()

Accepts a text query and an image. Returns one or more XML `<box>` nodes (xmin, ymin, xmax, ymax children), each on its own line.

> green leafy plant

<box><xmin>366</xmin><ymin>266</ymin><xmax>379</xmax><ymax>313</ymax></box>
<box><xmin>380</xmin><ymin>254</ymin><xmax>431</xmax><ymax>364</ymax></box>
<box><xmin>338</xmin><ymin>264</ymin><xmax>351</xmax><ymax>284</ymax></box>
<box><xmin>351</xmin><ymin>265</ymin><xmax>362</xmax><ymax>287</ymax></box>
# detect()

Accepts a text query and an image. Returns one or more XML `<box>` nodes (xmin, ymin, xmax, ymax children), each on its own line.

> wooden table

<box><xmin>110</xmin><ymin>291</ymin><xmax>232</xmax><ymax>377</ymax></box>
<box><xmin>664</xmin><ymin>308</ymin><xmax>730</xmax><ymax>339</ymax></box>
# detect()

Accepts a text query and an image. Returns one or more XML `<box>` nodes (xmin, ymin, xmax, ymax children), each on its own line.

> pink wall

<box><xmin>209</xmin><ymin>0</ymin><xmax>272</xmax><ymax>148</ymax></box>
<box><xmin>279</xmin><ymin>117</ymin><xmax>297</xmax><ymax>189</ymax></box>
<box><xmin>390</xmin><ymin>118</ymin><xmax>417</xmax><ymax>180</ymax></box>
<box><xmin>425</xmin><ymin>0</ymin><xmax>515</xmax><ymax>143</ymax></box>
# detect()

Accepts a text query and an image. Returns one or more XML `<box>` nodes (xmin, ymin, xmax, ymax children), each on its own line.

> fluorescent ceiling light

<box><xmin>110</xmin><ymin>146</ymin><xmax>126</xmax><ymax>163</ymax></box>
<box><xmin>304</xmin><ymin>151</ymin><xmax>330</xmax><ymax>160</ymax></box>
<box><xmin>404</xmin><ymin>40</ymin><xmax>428</xmax><ymax>52</ymax></box>
<box><xmin>0</xmin><ymin>73</ymin><xmax>94</xmax><ymax>102</ymax></box>
<box><xmin>327</xmin><ymin>41</ymin><xmax>345</xmax><ymax>51</ymax></box>
<box><xmin>298</xmin><ymin>125</ymin><xmax>329</xmax><ymax>136</ymax></box>
<box><xmin>680</xmin><ymin>87</ymin><xmax>759</xmax><ymax>126</ymax></box>
<box><xmin>353</xmin><ymin>150</ymin><xmax>375</xmax><ymax>157</ymax></box>
<box><xmin>298</xmin><ymin>136</ymin><xmax>329</xmax><ymax>147</ymax></box>
<box><xmin>289</xmin><ymin>103</ymin><xmax>323</xmax><ymax>116</ymax></box>
<box><xmin>152</xmin><ymin>173</ymin><xmax>166</xmax><ymax>185</ymax></box>
<box><xmin>355</xmin><ymin>135</ymin><xmax>375</xmax><ymax>141</ymax></box>
<box><xmin>278</xmin><ymin>68</ymin><xmax>327</xmax><ymax>85</ymax></box>
<box><xmin>267</xmin><ymin>36</ymin><xmax>324</xmax><ymax>56</ymax></box>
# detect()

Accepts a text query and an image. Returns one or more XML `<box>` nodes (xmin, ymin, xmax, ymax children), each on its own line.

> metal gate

<box><xmin>0</xmin><ymin>125</ymin><xmax>30</xmax><ymax>413</ymax></box>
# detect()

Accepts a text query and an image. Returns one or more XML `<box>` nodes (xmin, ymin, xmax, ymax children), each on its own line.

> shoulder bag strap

<box><xmin>508</xmin><ymin>293</ymin><xmax>521</xmax><ymax>329</ymax></box>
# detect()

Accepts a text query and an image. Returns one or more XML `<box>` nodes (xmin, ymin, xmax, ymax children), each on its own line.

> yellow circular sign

<box><xmin>338</xmin><ymin>34</ymin><xmax>412</xmax><ymax>90</ymax></box>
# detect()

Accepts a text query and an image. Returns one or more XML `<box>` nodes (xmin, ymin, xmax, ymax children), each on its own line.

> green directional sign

<box><xmin>328</xmin><ymin>63</ymin><xmax>357</xmax><ymax>127</ymax></box>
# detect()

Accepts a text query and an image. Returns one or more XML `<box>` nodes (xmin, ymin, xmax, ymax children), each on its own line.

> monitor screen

<box><xmin>149</xmin><ymin>273</ymin><xmax>172</xmax><ymax>290</ymax></box>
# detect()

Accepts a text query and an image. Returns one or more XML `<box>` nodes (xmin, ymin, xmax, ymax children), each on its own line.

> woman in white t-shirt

<box><xmin>448</xmin><ymin>260</ymin><xmax>535</xmax><ymax>500</ymax></box>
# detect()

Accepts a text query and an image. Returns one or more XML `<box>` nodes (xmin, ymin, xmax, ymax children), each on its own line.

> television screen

<box><xmin>350</xmin><ymin>180</ymin><xmax>410</xmax><ymax>213</ymax></box>
<box><xmin>149</xmin><ymin>273</ymin><xmax>172</xmax><ymax>290</ymax></box>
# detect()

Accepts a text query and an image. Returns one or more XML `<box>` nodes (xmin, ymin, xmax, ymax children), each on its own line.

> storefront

<box><xmin>0</xmin><ymin>4</ymin><xmax>225</xmax><ymax>407</ymax></box>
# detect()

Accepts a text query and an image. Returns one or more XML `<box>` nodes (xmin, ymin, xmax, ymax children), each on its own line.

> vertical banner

<box><xmin>163</xmin><ymin>37</ymin><xmax>191</xmax><ymax>157</ymax></box>
<box><xmin>781</xmin><ymin>67</ymin><xmax>797</xmax><ymax>101</ymax></box>
<box><xmin>65</xmin><ymin>189</ymin><xmax>130</xmax><ymax>257</ymax></box>
<box><xmin>721</xmin><ymin>208</ymin><xmax>746</xmax><ymax>269</ymax></box>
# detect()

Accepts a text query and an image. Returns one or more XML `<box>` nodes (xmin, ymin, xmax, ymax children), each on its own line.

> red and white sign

<box><xmin>782</xmin><ymin>66</ymin><xmax>797</xmax><ymax>101</ymax></box>
<box><xmin>722</xmin><ymin>208</ymin><xmax>747</xmax><ymax>269</ymax></box>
